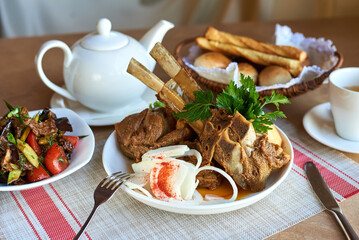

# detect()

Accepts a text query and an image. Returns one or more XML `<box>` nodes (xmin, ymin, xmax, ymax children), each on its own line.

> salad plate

<box><xmin>50</xmin><ymin>88</ymin><xmax>157</xmax><ymax>126</ymax></box>
<box><xmin>102</xmin><ymin>127</ymin><xmax>294</xmax><ymax>215</ymax></box>
<box><xmin>303</xmin><ymin>102</ymin><xmax>359</xmax><ymax>153</ymax></box>
<box><xmin>0</xmin><ymin>108</ymin><xmax>95</xmax><ymax>191</ymax></box>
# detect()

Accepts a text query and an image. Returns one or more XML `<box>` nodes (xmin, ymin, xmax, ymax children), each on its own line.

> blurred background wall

<box><xmin>1</xmin><ymin>0</ymin><xmax>359</xmax><ymax>38</ymax></box>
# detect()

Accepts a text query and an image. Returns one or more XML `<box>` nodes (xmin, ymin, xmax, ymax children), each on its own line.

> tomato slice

<box><xmin>26</xmin><ymin>165</ymin><xmax>50</xmax><ymax>182</ymax></box>
<box><xmin>45</xmin><ymin>143</ymin><xmax>69</xmax><ymax>175</ymax></box>
<box><xmin>63</xmin><ymin>135</ymin><xmax>79</xmax><ymax>147</ymax></box>
<box><xmin>26</xmin><ymin>131</ymin><xmax>42</xmax><ymax>156</ymax></box>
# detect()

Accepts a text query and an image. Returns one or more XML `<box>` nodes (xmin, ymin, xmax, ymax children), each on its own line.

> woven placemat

<box><xmin>1</xmin><ymin>117</ymin><xmax>359</xmax><ymax>239</ymax></box>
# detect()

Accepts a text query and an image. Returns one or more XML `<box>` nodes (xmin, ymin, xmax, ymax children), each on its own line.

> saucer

<box><xmin>303</xmin><ymin>102</ymin><xmax>359</xmax><ymax>153</ymax></box>
<box><xmin>50</xmin><ymin>88</ymin><xmax>157</xmax><ymax>126</ymax></box>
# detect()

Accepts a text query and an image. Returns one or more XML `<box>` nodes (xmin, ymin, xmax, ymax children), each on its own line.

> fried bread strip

<box><xmin>196</xmin><ymin>37</ymin><xmax>303</xmax><ymax>77</ymax></box>
<box><xmin>205</xmin><ymin>26</ymin><xmax>307</xmax><ymax>62</ymax></box>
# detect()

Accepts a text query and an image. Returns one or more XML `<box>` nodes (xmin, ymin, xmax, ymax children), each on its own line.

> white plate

<box><xmin>303</xmin><ymin>102</ymin><xmax>359</xmax><ymax>153</ymax></box>
<box><xmin>0</xmin><ymin>108</ymin><xmax>95</xmax><ymax>191</ymax></box>
<box><xmin>102</xmin><ymin>127</ymin><xmax>294</xmax><ymax>215</ymax></box>
<box><xmin>50</xmin><ymin>88</ymin><xmax>157</xmax><ymax>126</ymax></box>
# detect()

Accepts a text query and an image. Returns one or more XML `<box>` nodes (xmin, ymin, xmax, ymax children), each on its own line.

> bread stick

<box><xmin>196</xmin><ymin>37</ymin><xmax>303</xmax><ymax>76</ymax></box>
<box><xmin>205</xmin><ymin>27</ymin><xmax>307</xmax><ymax>62</ymax></box>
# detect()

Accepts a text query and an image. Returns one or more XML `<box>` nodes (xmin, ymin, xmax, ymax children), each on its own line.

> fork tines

<box><xmin>101</xmin><ymin>171</ymin><xmax>130</xmax><ymax>190</ymax></box>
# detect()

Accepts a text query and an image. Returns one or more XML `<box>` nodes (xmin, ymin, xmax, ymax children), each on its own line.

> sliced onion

<box><xmin>169</xmin><ymin>190</ymin><xmax>204</xmax><ymax>205</ymax></box>
<box><xmin>150</xmin><ymin>160</ymin><xmax>188</xmax><ymax>200</ymax></box>
<box><xmin>132</xmin><ymin>159</ymin><xmax>162</xmax><ymax>174</ymax></box>
<box><xmin>124</xmin><ymin>181</ymin><xmax>153</xmax><ymax>198</ymax></box>
<box><xmin>142</xmin><ymin>145</ymin><xmax>190</xmax><ymax>161</ymax></box>
<box><xmin>130</xmin><ymin>145</ymin><xmax>238</xmax><ymax>205</ymax></box>
<box><xmin>127</xmin><ymin>172</ymin><xmax>149</xmax><ymax>186</ymax></box>
<box><xmin>196</xmin><ymin>166</ymin><xmax>238</xmax><ymax>203</ymax></box>
<box><xmin>204</xmin><ymin>194</ymin><xmax>225</xmax><ymax>201</ymax></box>
<box><xmin>181</xmin><ymin>149</ymin><xmax>202</xmax><ymax>169</ymax></box>
<box><xmin>180</xmin><ymin>167</ymin><xmax>198</xmax><ymax>200</ymax></box>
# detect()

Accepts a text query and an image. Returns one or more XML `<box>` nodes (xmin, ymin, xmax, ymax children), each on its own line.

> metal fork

<box><xmin>73</xmin><ymin>171</ymin><xmax>130</xmax><ymax>240</ymax></box>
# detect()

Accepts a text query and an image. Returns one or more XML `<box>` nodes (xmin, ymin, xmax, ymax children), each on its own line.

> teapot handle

<box><xmin>36</xmin><ymin>40</ymin><xmax>77</xmax><ymax>101</ymax></box>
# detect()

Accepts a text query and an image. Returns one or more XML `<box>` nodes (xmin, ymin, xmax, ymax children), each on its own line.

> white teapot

<box><xmin>36</xmin><ymin>18</ymin><xmax>174</xmax><ymax>112</ymax></box>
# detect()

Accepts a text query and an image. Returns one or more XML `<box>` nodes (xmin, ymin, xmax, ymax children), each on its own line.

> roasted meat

<box><xmin>115</xmin><ymin>107</ymin><xmax>224</xmax><ymax>189</ymax></box>
<box><xmin>115</xmin><ymin>106</ymin><xmax>290</xmax><ymax>191</ymax></box>
<box><xmin>28</xmin><ymin>118</ymin><xmax>58</xmax><ymax>137</ymax></box>
<box><xmin>115</xmin><ymin>107</ymin><xmax>195</xmax><ymax>162</ymax></box>
<box><xmin>242</xmin><ymin>134</ymin><xmax>290</xmax><ymax>191</ymax></box>
<box><xmin>123</xmin><ymin>42</ymin><xmax>291</xmax><ymax>192</ymax></box>
<box><xmin>200</xmin><ymin>108</ymin><xmax>290</xmax><ymax>191</ymax></box>
<box><xmin>0</xmin><ymin>137</ymin><xmax>12</xmax><ymax>171</ymax></box>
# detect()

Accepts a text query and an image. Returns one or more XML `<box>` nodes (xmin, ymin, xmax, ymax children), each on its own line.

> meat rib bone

<box><xmin>149</xmin><ymin>42</ymin><xmax>181</xmax><ymax>78</ymax></box>
<box><xmin>150</xmin><ymin>42</ymin><xmax>201</xmax><ymax>101</ymax></box>
<box><xmin>127</xmin><ymin>57</ymin><xmax>203</xmax><ymax>134</ymax></box>
<box><xmin>127</xmin><ymin>58</ymin><xmax>164</xmax><ymax>93</ymax></box>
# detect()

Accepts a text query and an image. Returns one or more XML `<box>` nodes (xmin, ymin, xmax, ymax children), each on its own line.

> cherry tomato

<box><xmin>63</xmin><ymin>135</ymin><xmax>79</xmax><ymax>147</ymax></box>
<box><xmin>45</xmin><ymin>143</ymin><xmax>69</xmax><ymax>175</ymax></box>
<box><xmin>26</xmin><ymin>165</ymin><xmax>50</xmax><ymax>182</ymax></box>
<box><xmin>26</xmin><ymin>131</ymin><xmax>42</xmax><ymax>156</ymax></box>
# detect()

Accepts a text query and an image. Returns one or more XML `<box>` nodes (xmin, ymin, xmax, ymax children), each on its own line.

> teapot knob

<box><xmin>97</xmin><ymin>18</ymin><xmax>111</xmax><ymax>36</ymax></box>
<box><xmin>81</xmin><ymin>17</ymin><xmax>128</xmax><ymax>51</ymax></box>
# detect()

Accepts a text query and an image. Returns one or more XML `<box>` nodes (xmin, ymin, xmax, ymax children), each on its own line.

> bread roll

<box><xmin>258</xmin><ymin>65</ymin><xmax>292</xmax><ymax>86</ymax></box>
<box><xmin>237</xmin><ymin>62</ymin><xmax>258</xmax><ymax>84</ymax></box>
<box><xmin>194</xmin><ymin>52</ymin><xmax>231</xmax><ymax>69</ymax></box>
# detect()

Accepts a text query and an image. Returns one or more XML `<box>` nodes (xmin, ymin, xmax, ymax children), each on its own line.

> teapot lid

<box><xmin>80</xmin><ymin>18</ymin><xmax>128</xmax><ymax>51</ymax></box>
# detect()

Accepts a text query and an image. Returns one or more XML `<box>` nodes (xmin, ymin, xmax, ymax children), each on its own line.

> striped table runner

<box><xmin>1</xmin><ymin>117</ymin><xmax>359</xmax><ymax>240</ymax></box>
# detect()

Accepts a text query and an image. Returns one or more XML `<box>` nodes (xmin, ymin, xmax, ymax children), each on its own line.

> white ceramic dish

<box><xmin>303</xmin><ymin>102</ymin><xmax>359</xmax><ymax>153</ymax></box>
<box><xmin>50</xmin><ymin>88</ymin><xmax>157</xmax><ymax>126</ymax></box>
<box><xmin>0</xmin><ymin>108</ymin><xmax>95</xmax><ymax>191</ymax></box>
<box><xmin>102</xmin><ymin>127</ymin><xmax>294</xmax><ymax>215</ymax></box>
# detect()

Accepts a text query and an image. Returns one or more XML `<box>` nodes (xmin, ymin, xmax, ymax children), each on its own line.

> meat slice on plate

<box><xmin>115</xmin><ymin>108</ymin><xmax>194</xmax><ymax>162</ymax></box>
<box><xmin>115</xmin><ymin>107</ymin><xmax>223</xmax><ymax>189</ymax></box>
<box><xmin>201</xmin><ymin>108</ymin><xmax>290</xmax><ymax>191</ymax></box>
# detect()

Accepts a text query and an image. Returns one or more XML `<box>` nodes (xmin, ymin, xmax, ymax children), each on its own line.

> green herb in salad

<box><xmin>149</xmin><ymin>100</ymin><xmax>166</xmax><ymax>109</ymax></box>
<box><xmin>174</xmin><ymin>74</ymin><xmax>291</xmax><ymax>134</ymax></box>
<box><xmin>4</xmin><ymin>100</ymin><xmax>27</xmax><ymax>125</ymax></box>
<box><xmin>7</xmin><ymin>133</ymin><xmax>16</xmax><ymax>145</ymax></box>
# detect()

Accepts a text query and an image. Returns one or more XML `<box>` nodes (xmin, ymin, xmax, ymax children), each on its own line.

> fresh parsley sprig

<box><xmin>174</xmin><ymin>90</ymin><xmax>215</xmax><ymax>122</ymax></box>
<box><xmin>174</xmin><ymin>74</ymin><xmax>291</xmax><ymax>134</ymax></box>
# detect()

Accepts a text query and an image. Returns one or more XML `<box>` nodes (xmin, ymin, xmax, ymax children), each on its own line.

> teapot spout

<box><xmin>140</xmin><ymin>20</ymin><xmax>174</xmax><ymax>71</ymax></box>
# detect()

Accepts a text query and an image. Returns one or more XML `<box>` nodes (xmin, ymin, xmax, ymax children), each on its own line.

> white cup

<box><xmin>329</xmin><ymin>67</ymin><xmax>359</xmax><ymax>141</ymax></box>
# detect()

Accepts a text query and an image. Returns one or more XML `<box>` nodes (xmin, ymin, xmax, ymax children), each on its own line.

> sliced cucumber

<box><xmin>7</xmin><ymin>169</ymin><xmax>22</xmax><ymax>184</ymax></box>
<box><xmin>16</xmin><ymin>139</ymin><xmax>39</xmax><ymax>168</ymax></box>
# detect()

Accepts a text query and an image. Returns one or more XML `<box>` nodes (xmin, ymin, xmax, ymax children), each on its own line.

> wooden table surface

<box><xmin>1</xmin><ymin>17</ymin><xmax>358</xmax><ymax>239</ymax></box>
